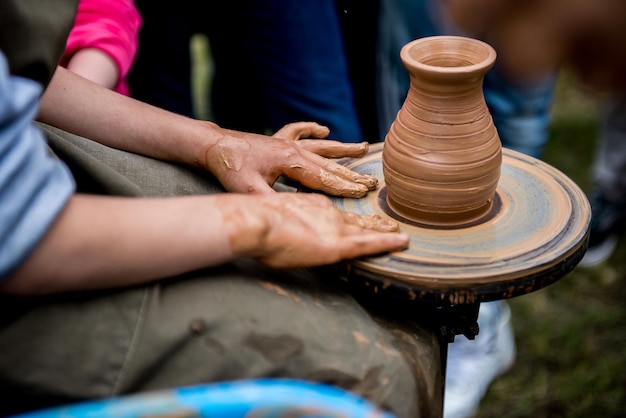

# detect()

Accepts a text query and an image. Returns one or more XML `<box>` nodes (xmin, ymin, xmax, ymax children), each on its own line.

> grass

<box><xmin>477</xmin><ymin>73</ymin><xmax>626</xmax><ymax>418</ymax></box>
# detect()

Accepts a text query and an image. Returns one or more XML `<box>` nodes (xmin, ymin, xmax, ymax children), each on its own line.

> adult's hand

<box><xmin>201</xmin><ymin>121</ymin><xmax>379</xmax><ymax>198</ymax></box>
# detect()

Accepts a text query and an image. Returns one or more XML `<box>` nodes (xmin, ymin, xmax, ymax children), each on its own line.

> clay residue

<box><xmin>207</xmin><ymin>135</ymin><xmax>251</xmax><ymax>172</ymax></box>
<box><xmin>352</xmin><ymin>330</ymin><xmax>370</xmax><ymax>345</ymax></box>
<box><xmin>319</xmin><ymin>170</ymin><xmax>369</xmax><ymax>198</ymax></box>
<box><xmin>323</xmin><ymin>160</ymin><xmax>378</xmax><ymax>191</ymax></box>
<box><xmin>319</xmin><ymin>170</ymin><xmax>345</xmax><ymax>190</ymax></box>
<box><xmin>374</xmin><ymin>341</ymin><xmax>397</xmax><ymax>359</ymax></box>
<box><xmin>344</xmin><ymin>212</ymin><xmax>399</xmax><ymax>232</ymax></box>
<box><xmin>354</xmin><ymin>176</ymin><xmax>378</xmax><ymax>190</ymax></box>
<box><xmin>292</xmin><ymin>165</ymin><xmax>370</xmax><ymax>198</ymax></box>
<box><xmin>259</xmin><ymin>281</ymin><xmax>303</xmax><ymax>304</ymax></box>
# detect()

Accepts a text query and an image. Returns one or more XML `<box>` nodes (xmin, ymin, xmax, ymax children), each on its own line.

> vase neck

<box><xmin>403</xmin><ymin>70</ymin><xmax>489</xmax><ymax>125</ymax></box>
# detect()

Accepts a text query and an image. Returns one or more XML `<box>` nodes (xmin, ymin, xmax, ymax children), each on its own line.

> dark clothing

<box><xmin>0</xmin><ymin>0</ymin><xmax>77</xmax><ymax>86</ymax></box>
<box><xmin>128</xmin><ymin>0</ymin><xmax>364</xmax><ymax>142</ymax></box>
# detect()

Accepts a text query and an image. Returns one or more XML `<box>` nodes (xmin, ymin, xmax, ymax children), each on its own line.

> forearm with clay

<box><xmin>37</xmin><ymin>67</ymin><xmax>380</xmax><ymax>197</ymax></box>
<box><xmin>1</xmin><ymin>193</ymin><xmax>408</xmax><ymax>295</ymax></box>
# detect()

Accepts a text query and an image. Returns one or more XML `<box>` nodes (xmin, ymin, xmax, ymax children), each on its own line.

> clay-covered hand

<box><xmin>272</xmin><ymin>121</ymin><xmax>369</xmax><ymax>158</ymax></box>
<box><xmin>202</xmin><ymin>122</ymin><xmax>378</xmax><ymax>197</ymax></box>
<box><xmin>218</xmin><ymin>193</ymin><xmax>409</xmax><ymax>269</ymax></box>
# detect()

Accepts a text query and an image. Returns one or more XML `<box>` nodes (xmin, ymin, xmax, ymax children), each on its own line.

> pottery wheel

<box><xmin>328</xmin><ymin>143</ymin><xmax>591</xmax><ymax>305</ymax></box>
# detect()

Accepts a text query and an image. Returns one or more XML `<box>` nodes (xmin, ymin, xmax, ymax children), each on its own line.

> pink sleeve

<box><xmin>61</xmin><ymin>0</ymin><xmax>142</xmax><ymax>95</ymax></box>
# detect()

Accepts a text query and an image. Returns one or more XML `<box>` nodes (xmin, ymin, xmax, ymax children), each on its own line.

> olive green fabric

<box><xmin>0</xmin><ymin>0</ymin><xmax>77</xmax><ymax>86</ymax></box>
<box><xmin>0</xmin><ymin>125</ymin><xmax>443</xmax><ymax>417</ymax></box>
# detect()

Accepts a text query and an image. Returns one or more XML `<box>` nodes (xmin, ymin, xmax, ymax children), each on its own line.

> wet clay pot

<box><xmin>382</xmin><ymin>36</ymin><xmax>502</xmax><ymax>227</ymax></box>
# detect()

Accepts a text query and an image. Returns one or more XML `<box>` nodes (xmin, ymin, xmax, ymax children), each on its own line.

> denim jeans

<box><xmin>128</xmin><ymin>0</ymin><xmax>363</xmax><ymax>142</ymax></box>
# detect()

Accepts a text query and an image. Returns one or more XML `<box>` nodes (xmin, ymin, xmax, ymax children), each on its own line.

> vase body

<box><xmin>382</xmin><ymin>36</ymin><xmax>502</xmax><ymax>227</ymax></box>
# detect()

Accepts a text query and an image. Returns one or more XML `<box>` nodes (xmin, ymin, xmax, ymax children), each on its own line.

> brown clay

<box><xmin>323</xmin><ymin>36</ymin><xmax>591</xmax><ymax>302</ymax></box>
<box><xmin>331</xmin><ymin>144</ymin><xmax>591</xmax><ymax>303</ymax></box>
<box><xmin>382</xmin><ymin>36</ymin><xmax>502</xmax><ymax>227</ymax></box>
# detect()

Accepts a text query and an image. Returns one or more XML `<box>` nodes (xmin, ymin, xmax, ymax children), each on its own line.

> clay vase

<box><xmin>382</xmin><ymin>36</ymin><xmax>502</xmax><ymax>227</ymax></box>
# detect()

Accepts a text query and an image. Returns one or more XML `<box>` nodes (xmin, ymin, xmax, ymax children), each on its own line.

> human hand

<box><xmin>218</xmin><ymin>193</ymin><xmax>409</xmax><ymax>269</ymax></box>
<box><xmin>271</xmin><ymin>121</ymin><xmax>370</xmax><ymax>158</ymax></box>
<box><xmin>202</xmin><ymin>122</ymin><xmax>379</xmax><ymax>197</ymax></box>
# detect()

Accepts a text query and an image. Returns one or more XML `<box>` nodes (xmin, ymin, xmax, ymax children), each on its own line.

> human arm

<box><xmin>65</xmin><ymin>47</ymin><xmax>120</xmax><ymax>90</ymax></box>
<box><xmin>60</xmin><ymin>0</ymin><xmax>142</xmax><ymax>93</ymax></box>
<box><xmin>38</xmin><ymin>66</ymin><xmax>377</xmax><ymax>197</ymax></box>
<box><xmin>1</xmin><ymin>193</ymin><xmax>408</xmax><ymax>295</ymax></box>
<box><xmin>2</xmin><ymin>62</ymin><xmax>409</xmax><ymax>295</ymax></box>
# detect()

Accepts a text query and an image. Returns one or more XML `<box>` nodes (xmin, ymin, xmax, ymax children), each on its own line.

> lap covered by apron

<box><xmin>0</xmin><ymin>126</ymin><xmax>442</xmax><ymax>418</ymax></box>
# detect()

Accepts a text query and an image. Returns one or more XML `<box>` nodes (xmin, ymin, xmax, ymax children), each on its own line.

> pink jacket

<box><xmin>61</xmin><ymin>0</ymin><xmax>142</xmax><ymax>95</ymax></box>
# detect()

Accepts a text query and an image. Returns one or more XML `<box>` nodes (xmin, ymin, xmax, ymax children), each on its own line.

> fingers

<box><xmin>338</xmin><ymin>232</ymin><xmax>410</xmax><ymax>260</ymax></box>
<box><xmin>209</xmin><ymin>127</ymin><xmax>378</xmax><ymax>197</ymax></box>
<box><xmin>272</xmin><ymin>122</ymin><xmax>330</xmax><ymax>141</ymax></box>
<box><xmin>339</xmin><ymin>211</ymin><xmax>408</xmax><ymax>258</ymax></box>
<box><xmin>273</xmin><ymin>122</ymin><xmax>370</xmax><ymax>159</ymax></box>
<box><xmin>298</xmin><ymin>151</ymin><xmax>379</xmax><ymax>193</ymax></box>
<box><xmin>296</xmin><ymin>139</ymin><xmax>370</xmax><ymax>159</ymax></box>
<box><xmin>275</xmin><ymin>143</ymin><xmax>378</xmax><ymax>196</ymax></box>
<box><xmin>339</xmin><ymin>211</ymin><xmax>408</xmax><ymax>259</ymax></box>
<box><xmin>342</xmin><ymin>212</ymin><xmax>400</xmax><ymax>232</ymax></box>
<box><xmin>284</xmin><ymin>166</ymin><xmax>371</xmax><ymax>198</ymax></box>
<box><xmin>274</xmin><ymin>148</ymin><xmax>379</xmax><ymax>197</ymax></box>
<box><xmin>247</xmin><ymin>193</ymin><xmax>409</xmax><ymax>268</ymax></box>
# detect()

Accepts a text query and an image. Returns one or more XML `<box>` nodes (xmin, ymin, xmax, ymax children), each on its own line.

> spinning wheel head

<box><xmin>330</xmin><ymin>144</ymin><xmax>591</xmax><ymax>305</ymax></box>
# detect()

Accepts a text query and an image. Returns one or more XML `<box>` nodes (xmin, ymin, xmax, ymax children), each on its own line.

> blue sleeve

<box><xmin>483</xmin><ymin>71</ymin><xmax>556</xmax><ymax>158</ymax></box>
<box><xmin>0</xmin><ymin>51</ymin><xmax>76</xmax><ymax>280</ymax></box>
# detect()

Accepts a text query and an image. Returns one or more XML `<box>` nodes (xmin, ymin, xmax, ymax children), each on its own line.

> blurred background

<box><xmin>191</xmin><ymin>36</ymin><xmax>625</xmax><ymax>417</ymax></box>
<box><xmin>477</xmin><ymin>72</ymin><xmax>626</xmax><ymax>418</ymax></box>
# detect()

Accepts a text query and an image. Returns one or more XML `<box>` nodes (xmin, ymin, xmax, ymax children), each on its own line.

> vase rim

<box><xmin>400</xmin><ymin>35</ymin><xmax>497</xmax><ymax>75</ymax></box>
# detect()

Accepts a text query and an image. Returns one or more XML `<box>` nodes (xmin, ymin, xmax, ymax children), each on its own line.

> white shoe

<box><xmin>579</xmin><ymin>233</ymin><xmax>618</xmax><ymax>267</ymax></box>
<box><xmin>444</xmin><ymin>301</ymin><xmax>516</xmax><ymax>418</ymax></box>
